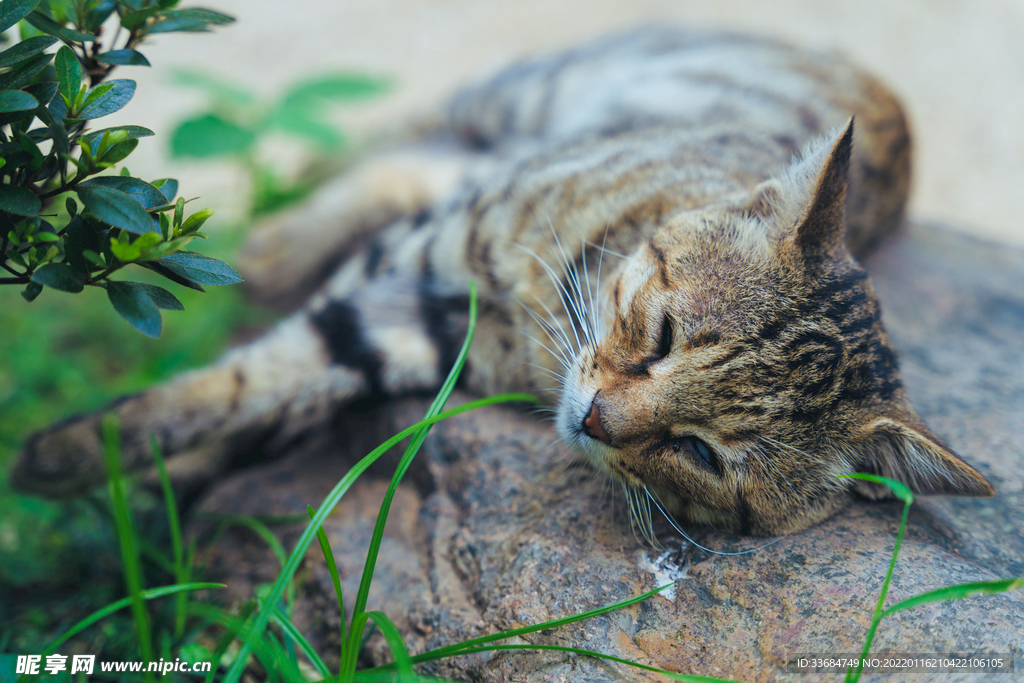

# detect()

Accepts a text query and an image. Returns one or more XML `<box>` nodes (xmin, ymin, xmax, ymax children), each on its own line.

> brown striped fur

<box><xmin>13</xmin><ymin>28</ymin><xmax>992</xmax><ymax>536</ymax></box>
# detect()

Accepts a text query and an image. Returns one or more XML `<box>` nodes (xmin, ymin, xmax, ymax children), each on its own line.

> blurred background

<box><xmin>2</xmin><ymin>0</ymin><xmax>1022</xmax><ymax>659</ymax></box>
<box><xmin>112</xmin><ymin>0</ymin><xmax>1024</xmax><ymax>245</ymax></box>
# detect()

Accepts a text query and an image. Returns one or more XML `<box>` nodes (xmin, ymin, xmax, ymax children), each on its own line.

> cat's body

<box><xmin>13</xmin><ymin>28</ymin><xmax>992</xmax><ymax>535</ymax></box>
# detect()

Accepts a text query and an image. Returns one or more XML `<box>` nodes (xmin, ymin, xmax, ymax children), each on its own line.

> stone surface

<box><xmin>191</xmin><ymin>223</ymin><xmax>1024</xmax><ymax>682</ymax></box>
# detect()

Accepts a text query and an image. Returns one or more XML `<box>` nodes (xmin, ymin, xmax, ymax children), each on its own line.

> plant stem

<box><xmin>845</xmin><ymin>498</ymin><xmax>911</xmax><ymax>683</ymax></box>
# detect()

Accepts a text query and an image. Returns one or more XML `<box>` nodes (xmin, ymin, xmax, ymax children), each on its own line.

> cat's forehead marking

<box><xmin>616</xmin><ymin>255</ymin><xmax>657</xmax><ymax>314</ymax></box>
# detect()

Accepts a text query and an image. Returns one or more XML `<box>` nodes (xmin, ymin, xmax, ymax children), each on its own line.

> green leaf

<box><xmin>0</xmin><ymin>0</ymin><xmax>39</xmax><ymax>34</ymax></box>
<box><xmin>79</xmin><ymin>81</ymin><xmax>113</xmax><ymax>111</ymax></box>
<box><xmin>133</xmin><ymin>282</ymin><xmax>183</xmax><ymax>310</ymax></box>
<box><xmin>0</xmin><ymin>89</ymin><xmax>38</xmax><ymax>112</ymax></box>
<box><xmin>882</xmin><ymin>578</ymin><xmax>1024</xmax><ymax>618</ymax></box>
<box><xmin>24</xmin><ymin>80</ymin><xmax>58</xmax><ymax>107</ymax></box>
<box><xmin>0</xmin><ymin>52</ymin><xmax>52</xmax><ymax>90</ymax></box>
<box><xmin>78</xmin><ymin>78</ymin><xmax>135</xmax><ymax>119</ymax></box>
<box><xmin>119</xmin><ymin>5</ymin><xmax>161</xmax><ymax>31</ymax></box>
<box><xmin>138</xmin><ymin>235</ymin><xmax>192</xmax><ymax>262</ymax></box>
<box><xmin>173</xmin><ymin>195</ymin><xmax>184</xmax><ymax>228</ymax></box>
<box><xmin>179</xmin><ymin>207</ymin><xmax>212</xmax><ymax>234</ymax></box>
<box><xmin>21</xmin><ymin>280</ymin><xmax>42</xmax><ymax>301</ymax></box>
<box><xmin>25</xmin><ymin>10</ymin><xmax>97</xmax><ymax>41</ymax></box>
<box><xmin>142</xmin><ymin>260</ymin><xmax>205</xmax><ymax>292</ymax></box>
<box><xmin>155</xmin><ymin>251</ymin><xmax>241</xmax><ymax>286</ymax></box>
<box><xmin>0</xmin><ymin>34</ymin><xmax>56</xmax><ymax>68</ymax></box>
<box><xmin>170</xmin><ymin>113</ymin><xmax>255</xmax><ymax>158</ymax></box>
<box><xmin>95</xmin><ymin>49</ymin><xmax>150</xmax><ymax>66</ymax></box>
<box><xmin>839</xmin><ymin>473</ymin><xmax>914</xmax><ymax>504</ymax></box>
<box><xmin>0</xmin><ymin>184</ymin><xmax>41</xmax><ymax>216</ymax></box>
<box><xmin>80</xmin><ymin>175</ymin><xmax>167</xmax><ymax>209</ymax></box>
<box><xmin>85</xmin><ymin>0</ymin><xmax>116</xmax><ymax>32</ymax></box>
<box><xmin>82</xmin><ymin>124</ymin><xmax>154</xmax><ymax>146</ymax></box>
<box><xmin>102</xmin><ymin>137</ymin><xmax>138</xmax><ymax>164</ymax></box>
<box><xmin>152</xmin><ymin>177</ymin><xmax>178</xmax><ymax>202</ymax></box>
<box><xmin>147</xmin><ymin>7</ymin><xmax>234</xmax><ymax>33</ymax></box>
<box><xmin>107</xmin><ymin>280</ymin><xmax>162</xmax><ymax>337</ymax></box>
<box><xmin>63</xmin><ymin>216</ymin><xmax>99</xmax><ymax>275</ymax></box>
<box><xmin>77</xmin><ymin>183</ymin><xmax>153</xmax><ymax>233</ymax></box>
<box><xmin>30</xmin><ymin>262</ymin><xmax>84</xmax><ymax>292</ymax></box>
<box><xmin>54</xmin><ymin>45</ymin><xmax>82</xmax><ymax>107</ymax></box>
<box><xmin>284</xmin><ymin>73</ymin><xmax>389</xmax><ymax>103</ymax></box>
<box><xmin>169</xmin><ymin>69</ymin><xmax>253</xmax><ymax>105</ymax></box>
<box><xmin>109</xmin><ymin>233</ymin><xmax>140</xmax><ymax>261</ymax></box>
<box><xmin>65</xmin><ymin>196</ymin><xmax>77</xmax><ymax>216</ymax></box>
<box><xmin>270</xmin><ymin>109</ymin><xmax>344</xmax><ymax>149</ymax></box>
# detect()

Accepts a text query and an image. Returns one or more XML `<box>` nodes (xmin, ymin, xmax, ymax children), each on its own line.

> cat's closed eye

<box><xmin>672</xmin><ymin>436</ymin><xmax>721</xmax><ymax>476</ymax></box>
<box><xmin>654</xmin><ymin>315</ymin><xmax>673</xmax><ymax>360</ymax></box>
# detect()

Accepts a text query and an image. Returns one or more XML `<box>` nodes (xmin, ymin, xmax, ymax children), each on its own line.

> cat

<box><xmin>12</xmin><ymin>27</ymin><xmax>993</xmax><ymax>536</ymax></box>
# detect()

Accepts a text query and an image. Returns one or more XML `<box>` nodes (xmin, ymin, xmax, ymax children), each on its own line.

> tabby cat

<box><xmin>13</xmin><ymin>28</ymin><xmax>993</xmax><ymax>536</ymax></box>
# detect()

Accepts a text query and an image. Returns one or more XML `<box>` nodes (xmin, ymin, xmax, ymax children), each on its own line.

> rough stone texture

<box><xmin>191</xmin><ymin>222</ymin><xmax>1024</xmax><ymax>682</ymax></box>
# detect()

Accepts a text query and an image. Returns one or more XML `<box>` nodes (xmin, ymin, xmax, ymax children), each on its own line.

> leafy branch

<box><xmin>0</xmin><ymin>0</ymin><xmax>238</xmax><ymax>337</ymax></box>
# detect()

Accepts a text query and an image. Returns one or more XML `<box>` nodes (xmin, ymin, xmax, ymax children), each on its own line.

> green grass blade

<box><xmin>417</xmin><ymin>644</ymin><xmax>739</xmax><ymax>682</ymax></box>
<box><xmin>221</xmin><ymin>391</ymin><xmax>538</xmax><ymax>683</ymax></box>
<box><xmin>38</xmin><ymin>582</ymin><xmax>224</xmax><ymax>658</ymax></box>
<box><xmin>205</xmin><ymin>599</ymin><xmax>257</xmax><ymax>683</ymax></box>
<box><xmin>190</xmin><ymin>602</ymin><xmax>306</xmax><ymax>683</ymax></box>
<box><xmin>351</xmin><ymin>281</ymin><xmax>480</xmax><ymax>621</ymax></box>
<box><xmin>882</xmin><ymin>577</ymin><xmax>1024</xmax><ymax>618</ymax></box>
<box><xmin>223</xmin><ymin>283</ymin><xmax>538</xmax><ymax>683</ymax></box>
<box><xmin>149</xmin><ymin>433</ymin><xmax>189</xmax><ymax>639</ymax></box>
<box><xmin>101</xmin><ymin>413</ymin><xmax>154</xmax><ymax>679</ymax></box>
<box><xmin>842</xmin><ymin>475</ymin><xmax>912</xmax><ymax>683</ymax></box>
<box><xmin>350</xmin><ymin>675</ymin><xmax>449</xmax><ymax>683</ymax></box>
<box><xmin>309</xmin><ymin>504</ymin><xmax>346</xmax><ymax>669</ymax></box>
<box><xmin>206</xmin><ymin>513</ymin><xmax>297</xmax><ymax>613</ymax></box>
<box><xmin>839</xmin><ymin>473</ymin><xmax>914</xmax><ymax>504</ymax></box>
<box><xmin>272</xmin><ymin>606</ymin><xmax>331</xmax><ymax>679</ymax></box>
<box><xmin>383</xmin><ymin>584</ymin><xmax>672</xmax><ymax>666</ymax></box>
<box><xmin>208</xmin><ymin>513</ymin><xmax>290</xmax><ymax>565</ymax></box>
<box><xmin>364</xmin><ymin>611</ymin><xmax>416</xmax><ymax>681</ymax></box>
<box><xmin>137</xmin><ymin>534</ymin><xmax>177</xmax><ymax>574</ymax></box>
<box><xmin>346</xmin><ymin>282</ymin><xmax>481</xmax><ymax>673</ymax></box>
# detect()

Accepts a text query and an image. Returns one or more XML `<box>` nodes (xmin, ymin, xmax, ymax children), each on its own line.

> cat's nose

<box><xmin>583</xmin><ymin>399</ymin><xmax>612</xmax><ymax>444</ymax></box>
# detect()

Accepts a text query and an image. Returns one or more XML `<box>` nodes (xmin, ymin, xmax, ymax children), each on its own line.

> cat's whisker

<box><xmin>516</xmin><ymin>297</ymin><xmax>576</xmax><ymax>369</ymax></box>
<box><xmin>580</xmin><ymin>237</ymin><xmax>599</xmax><ymax>347</ymax></box>
<box><xmin>522</xmin><ymin>333</ymin><xmax>573</xmax><ymax>374</ymax></box>
<box><xmin>522</xmin><ymin>291</ymin><xmax>577</xmax><ymax>358</ymax></box>
<box><xmin>594</xmin><ymin>223</ymin><xmax>612</xmax><ymax>340</ymax></box>
<box><xmin>517</xmin><ymin>242</ymin><xmax>586</xmax><ymax>354</ymax></box>
<box><xmin>644</xmin><ymin>487</ymin><xmax>782</xmax><ymax>556</ymax></box>
<box><xmin>584</xmin><ymin>239</ymin><xmax>627</xmax><ymax>261</ymax></box>
<box><xmin>520</xmin><ymin>307</ymin><xmax>574</xmax><ymax>364</ymax></box>
<box><xmin>547</xmin><ymin>221</ymin><xmax>596</xmax><ymax>349</ymax></box>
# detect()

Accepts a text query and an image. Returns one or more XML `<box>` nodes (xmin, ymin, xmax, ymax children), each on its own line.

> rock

<box><xmin>191</xmin><ymin>222</ymin><xmax>1024</xmax><ymax>682</ymax></box>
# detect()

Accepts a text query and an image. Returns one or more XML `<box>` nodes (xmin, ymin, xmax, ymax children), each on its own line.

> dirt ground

<box><xmin>109</xmin><ymin>0</ymin><xmax>1024</xmax><ymax>246</ymax></box>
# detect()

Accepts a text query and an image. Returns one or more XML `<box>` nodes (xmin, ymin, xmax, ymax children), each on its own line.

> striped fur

<box><xmin>13</xmin><ymin>28</ymin><xmax>992</xmax><ymax>535</ymax></box>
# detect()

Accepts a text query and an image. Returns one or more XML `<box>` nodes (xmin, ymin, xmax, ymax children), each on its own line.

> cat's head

<box><xmin>556</xmin><ymin>120</ymin><xmax>993</xmax><ymax>536</ymax></box>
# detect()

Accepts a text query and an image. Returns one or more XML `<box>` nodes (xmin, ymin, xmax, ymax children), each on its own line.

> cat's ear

<box><xmin>852</xmin><ymin>416</ymin><xmax>994</xmax><ymax>499</ymax></box>
<box><xmin>754</xmin><ymin>118</ymin><xmax>854</xmax><ymax>259</ymax></box>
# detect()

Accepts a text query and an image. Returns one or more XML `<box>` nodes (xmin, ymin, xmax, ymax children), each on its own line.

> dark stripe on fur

<box><xmin>309</xmin><ymin>301</ymin><xmax>384</xmax><ymax>395</ymax></box>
